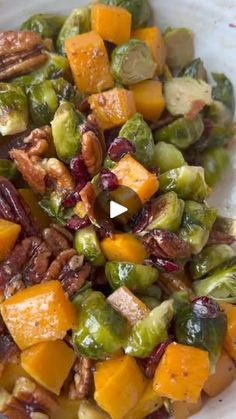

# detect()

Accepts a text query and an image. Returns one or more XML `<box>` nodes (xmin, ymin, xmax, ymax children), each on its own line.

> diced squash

<box><xmin>153</xmin><ymin>342</ymin><xmax>210</xmax><ymax>403</ymax></box>
<box><xmin>100</xmin><ymin>233</ymin><xmax>148</xmax><ymax>264</ymax></box>
<box><xmin>91</xmin><ymin>4</ymin><xmax>131</xmax><ymax>45</ymax></box>
<box><xmin>221</xmin><ymin>303</ymin><xmax>236</xmax><ymax>359</ymax></box>
<box><xmin>89</xmin><ymin>88</ymin><xmax>136</xmax><ymax>130</ymax></box>
<box><xmin>65</xmin><ymin>31</ymin><xmax>114</xmax><ymax>94</ymax></box>
<box><xmin>125</xmin><ymin>380</ymin><xmax>162</xmax><ymax>419</ymax></box>
<box><xmin>131</xmin><ymin>27</ymin><xmax>166</xmax><ymax>75</ymax></box>
<box><xmin>203</xmin><ymin>350</ymin><xmax>235</xmax><ymax>397</ymax></box>
<box><xmin>173</xmin><ymin>397</ymin><xmax>203</xmax><ymax>419</ymax></box>
<box><xmin>107</xmin><ymin>286</ymin><xmax>150</xmax><ymax>325</ymax></box>
<box><xmin>0</xmin><ymin>219</ymin><xmax>21</xmax><ymax>262</ymax></box>
<box><xmin>1</xmin><ymin>280</ymin><xmax>76</xmax><ymax>350</ymax></box>
<box><xmin>18</xmin><ymin>189</ymin><xmax>51</xmax><ymax>230</ymax></box>
<box><xmin>130</xmin><ymin>80</ymin><xmax>165</xmax><ymax>122</ymax></box>
<box><xmin>112</xmin><ymin>155</ymin><xmax>159</xmax><ymax>203</ymax></box>
<box><xmin>94</xmin><ymin>355</ymin><xmax>147</xmax><ymax>419</ymax></box>
<box><xmin>21</xmin><ymin>340</ymin><xmax>76</xmax><ymax>395</ymax></box>
<box><xmin>52</xmin><ymin>397</ymin><xmax>80</xmax><ymax>419</ymax></box>
<box><xmin>0</xmin><ymin>362</ymin><xmax>29</xmax><ymax>393</ymax></box>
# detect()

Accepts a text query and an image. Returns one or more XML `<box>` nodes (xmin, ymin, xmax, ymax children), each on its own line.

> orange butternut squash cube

<box><xmin>0</xmin><ymin>219</ymin><xmax>21</xmax><ymax>262</ymax></box>
<box><xmin>1</xmin><ymin>280</ymin><xmax>76</xmax><ymax>350</ymax></box>
<box><xmin>130</xmin><ymin>80</ymin><xmax>165</xmax><ymax>122</ymax></box>
<box><xmin>21</xmin><ymin>340</ymin><xmax>76</xmax><ymax>395</ymax></box>
<box><xmin>132</xmin><ymin>27</ymin><xmax>166</xmax><ymax>75</ymax></box>
<box><xmin>94</xmin><ymin>355</ymin><xmax>147</xmax><ymax>419</ymax></box>
<box><xmin>18</xmin><ymin>189</ymin><xmax>51</xmax><ymax>230</ymax></box>
<box><xmin>124</xmin><ymin>380</ymin><xmax>162</xmax><ymax>419</ymax></box>
<box><xmin>203</xmin><ymin>350</ymin><xmax>235</xmax><ymax>397</ymax></box>
<box><xmin>91</xmin><ymin>4</ymin><xmax>131</xmax><ymax>45</ymax></box>
<box><xmin>100</xmin><ymin>233</ymin><xmax>147</xmax><ymax>264</ymax></box>
<box><xmin>89</xmin><ymin>88</ymin><xmax>136</xmax><ymax>130</ymax></box>
<box><xmin>65</xmin><ymin>31</ymin><xmax>114</xmax><ymax>94</ymax></box>
<box><xmin>112</xmin><ymin>155</ymin><xmax>159</xmax><ymax>203</ymax></box>
<box><xmin>153</xmin><ymin>342</ymin><xmax>210</xmax><ymax>403</ymax></box>
<box><xmin>221</xmin><ymin>303</ymin><xmax>236</xmax><ymax>360</ymax></box>
<box><xmin>107</xmin><ymin>286</ymin><xmax>150</xmax><ymax>325</ymax></box>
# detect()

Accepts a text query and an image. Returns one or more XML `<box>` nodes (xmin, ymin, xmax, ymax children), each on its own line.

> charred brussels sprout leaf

<box><xmin>0</xmin><ymin>83</ymin><xmax>28</xmax><ymax>136</ymax></box>
<box><xmin>74</xmin><ymin>226</ymin><xmax>106</xmax><ymax>267</ymax></box>
<box><xmin>153</xmin><ymin>142</ymin><xmax>186</xmax><ymax>173</ymax></box>
<box><xmin>51</xmin><ymin>77</ymin><xmax>85</xmax><ymax>105</ymax></box>
<box><xmin>28</xmin><ymin>80</ymin><xmax>58</xmax><ymax>126</ymax></box>
<box><xmin>119</xmin><ymin>113</ymin><xmax>155</xmax><ymax>168</ymax></box>
<box><xmin>212</xmin><ymin>73</ymin><xmax>235</xmax><ymax>118</ymax></box>
<box><xmin>57</xmin><ymin>7</ymin><xmax>91</xmax><ymax>55</ymax></box>
<box><xmin>124</xmin><ymin>300</ymin><xmax>174</xmax><ymax>357</ymax></box>
<box><xmin>21</xmin><ymin>13</ymin><xmax>65</xmax><ymax>40</ymax></box>
<box><xmin>51</xmin><ymin>100</ymin><xmax>84</xmax><ymax>163</ymax></box>
<box><xmin>0</xmin><ymin>159</ymin><xmax>18</xmax><ymax>180</ymax></box>
<box><xmin>137</xmin><ymin>284</ymin><xmax>162</xmax><ymax>309</ymax></box>
<box><xmin>155</xmin><ymin>115</ymin><xmax>204</xmax><ymax>150</ymax></box>
<box><xmin>111</xmin><ymin>40</ymin><xmax>157</xmax><ymax>85</ymax></box>
<box><xmin>179</xmin><ymin>200</ymin><xmax>217</xmax><ymax>254</ymax></box>
<box><xmin>159</xmin><ymin>166</ymin><xmax>209</xmax><ymax>202</ymax></box>
<box><xmin>146</xmin><ymin>192</ymin><xmax>184</xmax><ymax>232</ymax></box>
<box><xmin>39</xmin><ymin>192</ymin><xmax>72</xmax><ymax>225</ymax></box>
<box><xmin>190</xmin><ymin>244</ymin><xmax>235</xmax><ymax>280</ymax></box>
<box><xmin>99</xmin><ymin>0</ymin><xmax>151</xmax><ymax>29</ymax></box>
<box><xmin>182</xmin><ymin>58</ymin><xmax>207</xmax><ymax>80</ymax></box>
<box><xmin>105</xmin><ymin>261</ymin><xmax>158</xmax><ymax>291</ymax></box>
<box><xmin>164</xmin><ymin>28</ymin><xmax>194</xmax><ymax>72</ymax></box>
<box><xmin>72</xmin><ymin>290</ymin><xmax>129</xmax><ymax>359</ymax></box>
<box><xmin>202</xmin><ymin>146</ymin><xmax>230</xmax><ymax>187</ymax></box>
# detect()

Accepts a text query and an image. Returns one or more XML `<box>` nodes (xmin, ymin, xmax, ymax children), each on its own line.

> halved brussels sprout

<box><xmin>202</xmin><ymin>146</ymin><xmax>230</xmax><ymax>187</ymax></box>
<box><xmin>155</xmin><ymin>115</ymin><xmax>204</xmax><ymax>150</ymax></box>
<box><xmin>0</xmin><ymin>83</ymin><xmax>28</xmax><ymax>136</ymax></box>
<box><xmin>73</xmin><ymin>290</ymin><xmax>129</xmax><ymax>359</ymax></box>
<box><xmin>51</xmin><ymin>100</ymin><xmax>84</xmax><ymax>163</ymax></box>
<box><xmin>74</xmin><ymin>226</ymin><xmax>106</xmax><ymax>267</ymax></box>
<box><xmin>164</xmin><ymin>28</ymin><xmax>194</xmax><ymax>72</ymax></box>
<box><xmin>137</xmin><ymin>295</ymin><xmax>160</xmax><ymax>310</ymax></box>
<box><xmin>153</xmin><ymin>142</ymin><xmax>186</xmax><ymax>173</ymax></box>
<box><xmin>51</xmin><ymin>77</ymin><xmax>84</xmax><ymax>105</ymax></box>
<box><xmin>179</xmin><ymin>201</ymin><xmax>217</xmax><ymax>254</ymax></box>
<box><xmin>28</xmin><ymin>80</ymin><xmax>58</xmax><ymax>126</ymax></box>
<box><xmin>190</xmin><ymin>244</ymin><xmax>235</xmax><ymax>280</ymax></box>
<box><xmin>124</xmin><ymin>299</ymin><xmax>174</xmax><ymax>357</ymax></box>
<box><xmin>21</xmin><ymin>13</ymin><xmax>65</xmax><ymax>40</ymax></box>
<box><xmin>182</xmin><ymin>58</ymin><xmax>207</xmax><ymax>80</ymax></box>
<box><xmin>57</xmin><ymin>7</ymin><xmax>91</xmax><ymax>55</ymax></box>
<box><xmin>146</xmin><ymin>192</ymin><xmax>184</xmax><ymax>232</ymax></box>
<box><xmin>193</xmin><ymin>258</ymin><xmax>236</xmax><ymax>303</ymax></box>
<box><xmin>207</xmin><ymin>124</ymin><xmax>235</xmax><ymax>148</ymax></box>
<box><xmin>105</xmin><ymin>261</ymin><xmax>158</xmax><ymax>291</ymax></box>
<box><xmin>99</xmin><ymin>0</ymin><xmax>151</xmax><ymax>29</ymax></box>
<box><xmin>159</xmin><ymin>166</ymin><xmax>209</xmax><ymax>202</ymax></box>
<box><xmin>0</xmin><ymin>159</ymin><xmax>18</xmax><ymax>180</ymax></box>
<box><xmin>164</xmin><ymin>77</ymin><xmax>212</xmax><ymax>116</ymax></box>
<box><xmin>119</xmin><ymin>113</ymin><xmax>155</xmax><ymax>168</ymax></box>
<box><xmin>212</xmin><ymin>73</ymin><xmax>235</xmax><ymax>118</ymax></box>
<box><xmin>207</xmin><ymin>100</ymin><xmax>233</xmax><ymax>126</ymax></box>
<box><xmin>111</xmin><ymin>40</ymin><xmax>157</xmax><ymax>85</ymax></box>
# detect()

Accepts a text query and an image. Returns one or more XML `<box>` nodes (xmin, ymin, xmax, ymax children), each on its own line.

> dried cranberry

<box><xmin>145</xmin><ymin>406</ymin><xmax>170</xmax><ymax>419</ymax></box>
<box><xmin>108</xmin><ymin>137</ymin><xmax>136</xmax><ymax>162</ymax></box>
<box><xmin>66</xmin><ymin>215</ymin><xmax>91</xmax><ymax>231</ymax></box>
<box><xmin>104</xmin><ymin>127</ymin><xmax>120</xmax><ymax>149</ymax></box>
<box><xmin>70</xmin><ymin>155</ymin><xmax>90</xmax><ymax>189</ymax></box>
<box><xmin>99</xmin><ymin>169</ymin><xmax>118</xmax><ymax>191</ymax></box>
<box><xmin>145</xmin><ymin>257</ymin><xmax>181</xmax><ymax>273</ymax></box>
<box><xmin>62</xmin><ymin>190</ymin><xmax>81</xmax><ymax>208</ymax></box>
<box><xmin>132</xmin><ymin>202</ymin><xmax>153</xmax><ymax>233</ymax></box>
<box><xmin>192</xmin><ymin>296</ymin><xmax>220</xmax><ymax>319</ymax></box>
<box><xmin>139</xmin><ymin>339</ymin><xmax>172</xmax><ymax>379</ymax></box>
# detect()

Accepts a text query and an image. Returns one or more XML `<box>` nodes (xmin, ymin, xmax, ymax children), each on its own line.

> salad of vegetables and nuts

<box><xmin>0</xmin><ymin>1</ymin><xmax>235</xmax><ymax>418</ymax></box>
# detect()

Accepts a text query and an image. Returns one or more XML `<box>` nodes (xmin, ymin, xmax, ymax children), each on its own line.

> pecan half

<box><xmin>79</xmin><ymin>182</ymin><xmax>96</xmax><ymax>223</ymax></box>
<box><xmin>208</xmin><ymin>229</ymin><xmax>235</xmax><ymax>245</ymax></box>
<box><xmin>69</xmin><ymin>357</ymin><xmax>93</xmax><ymax>400</ymax></box>
<box><xmin>143</xmin><ymin>229</ymin><xmax>192</xmax><ymax>260</ymax></box>
<box><xmin>81</xmin><ymin>130</ymin><xmax>104</xmax><ymax>176</ymax></box>
<box><xmin>42</xmin><ymin>224</ymin><xmax>73</xmax><ymax>257</ymax></box>
<box><xmin>0</xmin><ymin>31</ymin><xmax>48</xmax><ymax>81</ymax></box>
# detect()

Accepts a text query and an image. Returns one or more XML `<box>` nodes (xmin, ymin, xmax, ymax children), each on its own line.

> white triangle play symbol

<box><xmin>110</xmin><ymin>200</ymin><xmax>128</xmax><ymax>219</ymax></box>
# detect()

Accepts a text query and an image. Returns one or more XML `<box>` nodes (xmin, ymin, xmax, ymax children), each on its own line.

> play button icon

<box><xmin>110</xmin><ymin>201</ymin><xmax>128</xmax><ymax>219</ymax></box>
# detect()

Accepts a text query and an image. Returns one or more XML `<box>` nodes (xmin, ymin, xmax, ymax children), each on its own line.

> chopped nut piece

<box><xmin>80</xmin><ymin>182</ymin><xmax>96</xmax><ymax>223</ymax></box>
<box><xmin>42</xmin><ymin>224</ymin><xmax>72</xmax><ymax>257</ymax></box>
<box><xmin>69</xmin><ymin>357</ymin><xmax>93</xmax><ymax>400</ymax></box>
<box><xmin>44</xmin><ymin>158</ymin><xmax>75</xmax><ymax>192</ymax></box>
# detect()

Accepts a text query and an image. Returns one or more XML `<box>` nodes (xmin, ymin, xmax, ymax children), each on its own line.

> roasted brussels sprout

<box><xmin>190</xmin><ymin>244</ymin><xmax>235</xmax><ymax>280</ymax></box>
<box><xmin>153</xmin><ymin>142</ymin><xmax>186</xmax><ymax>173</ymax></box>
<box><xmin>146</xmin><ymin>192</ymin><xmax>184</xmax><ymax>232</ymax></box>
<box><xmin>28</xmin><ymin>80</ymin><xmax>58</xmax><ymax>126</ymax></box>
<box><xmin>111</xmin><ymin>40</ymin><xmax>157</xmax><ymax>85</ymax></box>
<box><xmin>74</xmin><ymin>226</ymin><xmax>106</xmax><ymax>266</ymax></box>
<box><xmin>0</xmin><ymin>159</ymin><xmax>18</xmax><ymax>180</ymax></box>
<box><xmin>182</xmin><ymin>58</ymin><xmax>207</xmax><ymax>80</ymax></box>
<box><xmin>163</xmin><ymin>28</ymin><xmax>194</xmax><ymax>72</ymax></box>
<box><xmin>179</xmin><ymin>201</ymin><xmax>217</xmax><ymax>254</ymax></box>
<box><xmin>99</xmin><ymin>0</ymin><xmax>151</xmax><ymax>29</ymax></box>
<box><xmin>51</xmin><ymin>77</ymin><xmax>84</xmax><ymax>105</ymax></box>
<box><xmin>164</xmin><ymin>77</ymin><xmax>212</xmax><ymax>117</ymax></box>
<box><xmin>202</xmin><ymin>146</ymin><xmax>230</xmax><ymax>187</ymax></box>
<box><xmin>124</xmin><ymin>300</ymin><xmax>174</xmax><ymax>357</ymax></box>
<box><xmin>105</xmin><ymin>261</ymin><xmax>158</xmax><ymax>291</ymax></box>
<box><xmin>0</xmin><ymin>83</ymin><xmax>28</xmax><ymax>136</ymax></box>
<box><xmin>51</xmin><ymin>100</ymin><xmax>84</xmax><ymax>163</ymax></box>
<box><xmin>207</xmin><ymin>100</ymin><xmax>233</xmax><ymax>126</ymax></box>
<box><xmin>119</xmin><ymin>113</ymin><xmax>155</xmax><ymax>168</ymax></box>
<box><xmin>175</xmin><ymin>297</ymin><xmax>227</xmax><ymax>370</ymax></box>
<box><xmin>137</xmin><ymin>284</ymin><xmax>162</xmax><ymax>309</ymax></box>
<box><xmin>212</xmin><ymin>73</ymin><xmax>235</xmax><ymax>119</ymax></box>
<box><xmin>193</xmin><ymin>258</ymin><xmax>236</xmax><ymax>303</ymax></box>
<box><xmin>57</xmin><ymin>7</ymin><xmax>91</xmax><ymax>55</ymax></box>
<box><xmin>21</xmin><ymin>13</ymin><xmax>65</xmax><ymax>40</ymax></box>
<box><xmin>39</xmin><ymin>192</ymin><xmax>72</xmax><ymax>225</ymax></box>
<box><xmin>207</xmin><ymin>124</ymin><xmax>235</xmax><ymax>148</ymax></box>
<box><xmin>73</xmin><ymin>290</ymin><xmax>129</xmax><ymax>359</ymax></box>
<box><xmin>159</xmin><ymin>166</ymin><xmax>209</xmax><ymax>202</ymax></box>
<box><xmin>155</xmin><ymin>115</ymin><xmax>204</xmax><ymax>150</ymax></box>
<box><xmin>138</xmin><ymin>295</ymin><xmax>160</xmax><ymax>310</ymax></box>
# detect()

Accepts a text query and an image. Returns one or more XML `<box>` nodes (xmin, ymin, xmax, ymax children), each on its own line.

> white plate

<box><xmin>0</xmin><ymin>0</ymin><xmax>236</xmax><ymax>417</ymax></box>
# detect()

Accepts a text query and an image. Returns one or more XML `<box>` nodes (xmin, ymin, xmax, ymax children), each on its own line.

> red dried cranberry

<box><xmin>145</xmin><ymin>257</ymin><xmax>181</xmax><ymax>273</ymax></box>
<box><xmin>104</xmin><ymin>127</ymin><xmax>121</xmax><ymax>149</ymax></box>
<box><xmin>108</xmin><ymin>137</ymin><xmax>136</xmax><ymax>162</ymax></box>
<box><xmin>62</xmin><ymin>189</ymin><xmax>81</xmax><ymax>209</ymax></box>
<box><xmin>70</xmin><ymin>155</ymin><xmax>90</xmax><ymax>188</ymax></box>
<box><xmin>99</xmin><ymin>169</ymin><xmax>118</xmax><ymax>191</ymax></box>
<box><xmin>132</xmin><ymin>202</ymin><xmax>153</xmax><ymax>233</ymax></box>
<box><xmin>145</xmin><ymin>406</ymin><xmax>170</xmax><ymax>419</ymax></box>
<box><xmin>192</xmin><ymin>296</ymin><xmax>221</xmax><ymax>319</ymax></box>
<box><xmin>66</xmin><ymin>215</ymin><xmax>91</xmax><ymax>231</ymax></box>
<box><xmin>139</xmin><ymin>339</ymin><xmax>172</xmax><ymax>379</ymax></box>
